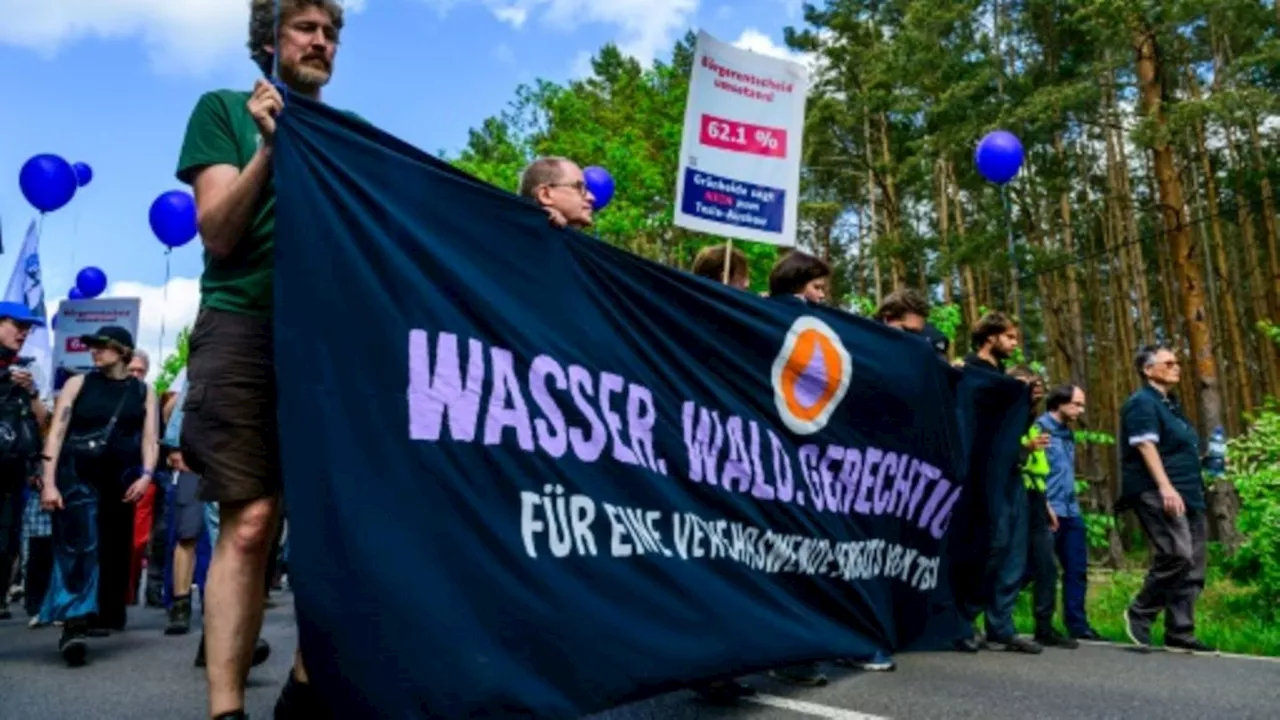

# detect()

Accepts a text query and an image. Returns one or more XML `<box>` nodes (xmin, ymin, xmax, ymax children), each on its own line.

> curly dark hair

<box><xmin>248</xmin><ymin>0</ymin><xmax>345</xmax><ymax>74</ymax></box>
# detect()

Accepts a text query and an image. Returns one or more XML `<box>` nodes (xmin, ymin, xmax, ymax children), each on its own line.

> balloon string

<box><xmin>67</xmin><ymin>206</ymin><xmax>80</xmax><ymax>283</ymax></box>
<box><xmin>273</xmin><ymin>0</ymin><xmax>281</xmax><ymax>81</ymax></box>
<box><xmin>158</xmin><ymin>248</ymin><xmax>171</xmax><ymax>365</ymax></box>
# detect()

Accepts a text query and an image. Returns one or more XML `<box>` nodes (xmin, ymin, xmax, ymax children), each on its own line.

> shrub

<box><xmin>1216</xmin><ymin>402</ymin><xmax>1280</xmax><ymax>619</ymax></box>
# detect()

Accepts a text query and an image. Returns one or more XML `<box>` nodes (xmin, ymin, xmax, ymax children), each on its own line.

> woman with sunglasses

<box><xmin>39</xmin><ymin>325</ymin><xmax>159</xmax><ymax>665</ymax></box>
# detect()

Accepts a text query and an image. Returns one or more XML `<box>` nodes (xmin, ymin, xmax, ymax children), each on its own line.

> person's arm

<box><xmin>192</xmin><ymin>151</ymin><xmax>273</xmax><ymax>258</ymax></box>
<box><xmin>178</xmin><ymin>84</ymin><xmax>281</xmax><ymax>259</ymax></box>
<box><xmin>1124</xmin><ymin>398</ymin><xmax>1185</xmax><ymax>516</ymax></box>
<box><xmin>125</xmin><ymin>385</ymin><xmax>161</xmax><ymax>503</ymax></box>
<box><xmin>39</xmin><ymin>375</ymin><xmax>85</xmax><ymax>509</ymax></box>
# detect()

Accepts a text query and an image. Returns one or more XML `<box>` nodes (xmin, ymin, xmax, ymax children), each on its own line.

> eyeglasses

<box><xmin>545</xmin><ymin>180</ymin><xmax>589</xmax><ymax>196</ymax></box>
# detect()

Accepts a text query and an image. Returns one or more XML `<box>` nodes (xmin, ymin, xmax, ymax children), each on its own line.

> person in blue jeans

<box><xmin>1037</xmin><ymin>385</ymin><xmax>1100</xmax><ymax>641</ymax></box>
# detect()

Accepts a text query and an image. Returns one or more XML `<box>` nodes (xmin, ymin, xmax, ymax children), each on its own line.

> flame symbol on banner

<box><xmin>771</xmin><ymin>316</ymin><xmax>853</xmax><ymax>435</ymax></box>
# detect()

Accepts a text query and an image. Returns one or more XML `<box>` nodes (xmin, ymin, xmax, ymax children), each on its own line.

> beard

<box><xmin>282</xmin><ymin>58</ymin><xmax>332</xmax><ymax>92</ymax></box>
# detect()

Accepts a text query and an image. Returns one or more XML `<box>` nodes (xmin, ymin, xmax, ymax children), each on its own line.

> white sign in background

<box><xmin>52</xmin><ymin>297</ymin><xmax>142</xmax><ymax>389</ymax></box>
<box><xmin>673</xmin><ymin>31</ymin><xmax>810</xmax><ymax>246</ymax></box>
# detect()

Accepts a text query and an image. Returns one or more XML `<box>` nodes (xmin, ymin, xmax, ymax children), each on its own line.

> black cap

<box><xmin>80</xmin><ymin>325</ymin><xmax>135</xmax><ymax>351</ymax></box>
<box><xmin>921</xmin><ymin>323</ymin><xmax>950</xmax><ymax>356</ymax></box>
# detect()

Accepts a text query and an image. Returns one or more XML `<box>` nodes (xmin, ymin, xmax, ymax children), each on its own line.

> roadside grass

<box><xmin>1012</xmin><ymin>568</ymin><xmax>1280</xmax><ymax>658</ymax></box>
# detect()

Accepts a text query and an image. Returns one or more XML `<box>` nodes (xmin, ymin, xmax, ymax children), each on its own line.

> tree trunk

<box><xmin>1187</xmin><ymin>71</ymin><xmax>1251</xmax><ymax>422</ymax></box>
<box><xmin>1247</xmin><ymin>117</ymin><xmax>1280</xmax><ymax>321</ymax></box>
<box><xmin>1055</xmin><ymin>133</ymin><xmax>1088</xmax><ymax>386</ymax></box>
<box><xmin>1226</xmin><ymin>126</ymin><xmax>1280</xmax><ymax>399</ymax></box>
<box><xmin>1133</xmin><ymin>27</ymin><xmax>1238</xmax><ymax>550</ymax></box>
<box><xmin>935</xmin><ymin>159</ymin><xmax>953</xmax><ymax>304</ymax></box>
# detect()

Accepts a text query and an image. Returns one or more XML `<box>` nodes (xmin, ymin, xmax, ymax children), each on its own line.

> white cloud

<box><xmin>421</xmin><ymin>0</ymin><xmax>699</xmax><ymax>66</ymax></box>
<box><xmin>731</xmin><ymin>28</ymin><xmax>811</xmax><ymax>66</ymax></box>
<box><xmin>50</xmin><ymin>276</ymin><xmax>201</xmax><ymax>381</ymax></box>
<box><xmin>0</xmin><ymin>0</ymin><xmax>367</xmax><ymax>75</ymax></box>
<box><xmin>493</xmin><ymin>5</ymin><xmax>528</xmax><ymax>28</ymax></box>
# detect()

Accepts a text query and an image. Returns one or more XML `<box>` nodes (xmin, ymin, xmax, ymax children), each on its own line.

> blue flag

<box><xmin>4</xmin><ymin>219</ymin><xmax>52</xmax><ymax>394</ymax></box>
<box><xmin>273</xmin><ymin>97</ymin><xmax>1024</xmax><ymax>718</ymax></box>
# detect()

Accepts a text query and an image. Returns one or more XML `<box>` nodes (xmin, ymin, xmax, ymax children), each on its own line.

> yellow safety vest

<box><xmin>1022</xmin><ymin>426</ymin><xmax>1050</xmax><ymax>492</ymax></box>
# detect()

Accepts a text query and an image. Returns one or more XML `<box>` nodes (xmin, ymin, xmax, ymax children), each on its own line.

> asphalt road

<box><xmin>2</xmin><ymin>594</ymin><xmax>1276</xmax><ymax>719</ymax></box>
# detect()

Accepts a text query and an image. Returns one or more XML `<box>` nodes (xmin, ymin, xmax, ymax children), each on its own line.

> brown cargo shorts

<box><xmin>180</xmin><ymin>307</ymin><xmax>281</xmax><ymax>505</ymax></box>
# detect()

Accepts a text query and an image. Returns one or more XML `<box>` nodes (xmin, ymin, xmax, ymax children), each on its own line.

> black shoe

<box><xmin>145</xmin><ymin>589</ymin><xmax>166</xmax><ymax>609</ymax></box>
<box><xmin>1166</xmin><ymin>637</ymin><xmax>1219</xmax><ymax>655</ymax></box>
<box><xmin>275</xmin><ymin>671</ymin><xmax>330</xmax><ymax>720</ymax></box>
<box><xmin>693</xmin><ymin>679</ymin><xmax>757</xmax><ymax>705</ymax></box>
<box><xmin>85</xmin><ymin>627</ymin><xmax>111</xmax><ymax>638</ymax></box>
<box><xmin>834</xmin><ymin>650</ymin><xmax>897</xmax><ymax>671</ymax></box>
<box><xmin>213</xmin><ymin>712</ymin><xmax>248</xmax><ymax>720</ymax></box>
<box><xmin>59</xmin><ymin>627</ymin><xmax>88</xmax><ymax>666</ymax></box>
<box><xmin>251</xmin><ymin>638</ymin><xmax>271</xmax><ymax>667</ymax></box>
<box><xmin>1070</xmin><ymin>627</ymin><xmax>1103</xmax><ymax>641</ymax></box>
<box><xmin>954</xmin><ymin>629</ymin><xmax>985</xmax><ymax>653</ymax></box>
<box><xmin>165</xmin><ymin>596</ymin><xmax>192</xmax><ymax>636</ymax></box>
<box><xmin>769</xmin><ymin>663</ymin><xmax>828</xmax><ymax>687</ymax></box>
<box><xmin>989</xmin><ymin>635</ymin><xmax>1043</xmax><ymax>654</ymax></box>
<box><xmin>1123</xmin><ymin>608</ymin><xmax>1152</xmax><ymax>650</ymax></box>
<box><xmin>1035</xmin><ymin>630</ymin><xmax>1079</xmax><ymax>649</ymax></box>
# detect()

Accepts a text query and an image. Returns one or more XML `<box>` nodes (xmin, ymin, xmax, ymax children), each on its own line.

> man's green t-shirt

<box><xmin>176</xmin><ymin>90</ymin><xmax>275</xmax><ymax>317</ymax></box>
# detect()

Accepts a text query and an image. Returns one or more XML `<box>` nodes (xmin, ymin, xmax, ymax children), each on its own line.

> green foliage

<box><xmin>1015</xmin><ymin>566</ymin><xmax>1280</xmax><ymax>657</ymax></box>
<box><xmin>1073</xmin><ymin>429</ymin><xmax>1115</xmax><ymax>446</ymax></box>
<box><xmin>842</xmin><ymin>294</ymin><xmax>877</xmax><ymax>316</ymax></box>
<box><xmin>928</xmin><ymin>303</ymin><xmax>963</xmax><ymax>342</ymax></box>
<box><xmin>1083</xmin><ymin>512</ymin><xmax>1117</xmax><ymax>551</ymax></box>
<box><xmin>1258</xmin><ymin>321</ymin><xmax>1280</xmax><ymax>346</ymax></box>
<box><xmin>152</xmin><ymin>326</ymin><xmax>191</xmax><ymax>396</ymax></box>
<box><xmin>1218</xmin><ymin>403</ymin><xmax>1280</xmax><ymax>618</ymax></box>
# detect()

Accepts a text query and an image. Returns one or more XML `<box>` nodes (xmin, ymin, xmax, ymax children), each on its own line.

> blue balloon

<box><xmin>19</xmin><ymin>154</ymin><xmax>78</xmax><ymax>213</ymax></box>
<box><xmin>583</xmin><ymin>165</ymin><xmax>614</xmax><ymax>210</ymax></box>
<box><xmin>75</xmin><ymin>267</ymin><xmax>107</xmax><ymax>299</ymax></box>
<box><xmin>72</xmin><ymin>162</ymin><xmax>93</xmax><ymax>187</ymax></box>
<box><xmin>149</xmin><ymin>190</ymin><xmax>198</xmax><ymax>248</ymax></box>
<box><xmin>975</xmin><ymin>130</ymin><xmax>1025</xmax><ymax>185</ymax></box>
<box><xmin>68</xmin><ymin>287</ymin><xmax>84</xmax><ymax>300</ymax></box>
<box><xmin>51</xmin><ymin>314</ymin><xmax>59</xmax><ymax>330</ymax></box>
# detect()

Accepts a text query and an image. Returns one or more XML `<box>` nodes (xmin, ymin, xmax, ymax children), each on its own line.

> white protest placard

<box><xmin>52</xmin><ymin>297</ymin><xmax>141</xmax><ymax>392</ymax></box>
<box><xmin>673</xmin><ymin>31</ymin><xmax>810</xmax><ymax>246</ymax></box>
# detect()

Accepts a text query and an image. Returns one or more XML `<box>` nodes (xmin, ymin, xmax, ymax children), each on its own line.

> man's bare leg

<box><xmin>206</xmin><ymin>496</ymin><xmax>278</xmax><ymax>717</ymax></box>
<box><xmin>172</xmin><ymin>540</ymin><xmax>196</xmax><ymax>596</ymax></box>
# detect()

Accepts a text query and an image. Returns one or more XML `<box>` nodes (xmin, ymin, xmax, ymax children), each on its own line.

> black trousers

<box><xmin>0</xmin><ymin>486</ymin><xmax>21</xmax><ymax>593</ymax></box>
<box><xmin>146</xmin><ymin>479</ymin><xmax>168</xmax><ymax>596</ymax></box>
<box><xmin>1129</xmin><ymin>490</ymin><xmax>1207</xmax><ymax>642</ymax></box>
<box><xmin>1024</xmin><ymin>494</ymin><xmax>1058</xmax><ymax>633</ymax></box>
<box><xmin>24</xmin><ymin>536</ymin><xmax>53</xmax><ymax>616</ymax></box>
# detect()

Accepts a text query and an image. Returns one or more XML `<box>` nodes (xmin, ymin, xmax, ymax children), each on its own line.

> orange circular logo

<box><xmin>771</xmin><ymin>316</ymin><xmax>852</xmax><ymax>435</ymax></box>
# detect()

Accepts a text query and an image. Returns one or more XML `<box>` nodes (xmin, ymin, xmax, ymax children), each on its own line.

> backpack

<box><xmin>0</xmin><ymin>376</ymin><xmax>42</xmax><ymax>479</ymax></box>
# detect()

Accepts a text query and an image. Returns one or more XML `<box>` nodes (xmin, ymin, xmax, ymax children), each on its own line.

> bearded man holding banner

<box><xmin>175</xmin><ymin>1</ymin><xmax>349</xmax><ymax>717</ymax></box>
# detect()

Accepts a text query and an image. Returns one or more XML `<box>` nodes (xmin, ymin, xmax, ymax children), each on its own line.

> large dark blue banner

<box><xmin>273</xmin><ymin>97</ymin><xmax>1024</xmax><ymax>718</ymax></box>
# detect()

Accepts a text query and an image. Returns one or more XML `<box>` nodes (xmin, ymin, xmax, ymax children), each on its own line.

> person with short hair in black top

<box><xmin>39</xmin><ymin>325</ymin><xmax>159</xmax><ymax>665</ymax></box>
<box><xmin>767</xmin><ymin>250</ymin><xmax>830</xmax><ymax>305</ymax></box>
<box><xmin>963</xmin><ymin>311</ymin><xmax>1018</xmax><ymax>374</ymax></box>
<box><xmin>0</xmin><ymin>302</ymin><xmax>50</xmax><ymax>621</ymax></box>
<box><xmin>1119</xmin><ymin>345</ymin><xmax>1215</xmax><ymax>654</ymax></box>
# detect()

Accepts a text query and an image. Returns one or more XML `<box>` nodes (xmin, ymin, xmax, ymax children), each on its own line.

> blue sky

<box><xmin>0</xmin><ymin>0</ymin><xmax>808</xmax><ymax>375</ymax></box>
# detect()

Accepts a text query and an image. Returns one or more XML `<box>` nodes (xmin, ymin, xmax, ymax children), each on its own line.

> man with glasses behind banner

<box><xmin>519</xmin><ymin>156</ymin><xmax>595</xmax><ymax>230</ymax></box>
<box><xmin>1118</xmin><ymin>345</ymin><xmax>1216</xmax><ymax>655</ymax></box>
